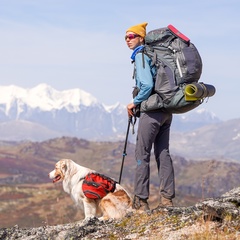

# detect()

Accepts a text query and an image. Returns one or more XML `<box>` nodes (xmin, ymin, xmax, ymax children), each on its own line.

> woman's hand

<box><xmin>127</xmin><ymin>103</ymin><xmax>136</xmax><ymax>117</ymax></box>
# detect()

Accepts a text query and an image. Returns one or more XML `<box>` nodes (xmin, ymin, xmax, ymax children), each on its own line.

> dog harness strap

<box><xmin>79</xmin><ymin>177</ymin><xmax>85</xmax><ymax>182</ymax></box>
<box><xmin>79</xmin><ymin>172</ymin><xmax>95</xmax><ymax>183</ymax></box>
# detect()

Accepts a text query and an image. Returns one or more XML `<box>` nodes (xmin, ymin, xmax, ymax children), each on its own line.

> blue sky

<box><xmin>0</xmin><ymin>0</ymin><xmax>239</xmax><ymax>120</ymax></box>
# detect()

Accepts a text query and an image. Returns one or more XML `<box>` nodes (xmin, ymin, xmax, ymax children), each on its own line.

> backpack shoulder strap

<box><xmin>130</xmin><ymin>45</ymin><xmax>144</xmax><ymax>61</ymax></box>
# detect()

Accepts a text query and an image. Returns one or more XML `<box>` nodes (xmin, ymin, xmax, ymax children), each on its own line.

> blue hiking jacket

<box><xmin>132</xmin><ymin>51</ymin><xmax>156</xmax><ymax>106</ymax></box>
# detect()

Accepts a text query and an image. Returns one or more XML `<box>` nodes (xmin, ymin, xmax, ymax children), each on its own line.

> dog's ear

<box><xmin>60</xmin><ymin>160</ymin><xmax>67</xmax><ymax>171</ymax></box>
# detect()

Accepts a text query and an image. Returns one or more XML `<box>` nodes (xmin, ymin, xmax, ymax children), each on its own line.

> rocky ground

<box><xmin>1</xmin><ymin>187</ymin><xmax>240</xmax><ymax>240</ymax></box>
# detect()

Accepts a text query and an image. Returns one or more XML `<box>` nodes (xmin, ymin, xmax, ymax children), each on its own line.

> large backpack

<box><xmin>137</xmin><ymin>24</ymin><xmax>215</xmax><ymax>114</ymax></box>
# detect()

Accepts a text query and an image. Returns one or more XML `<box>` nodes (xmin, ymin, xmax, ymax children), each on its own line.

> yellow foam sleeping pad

<box><xmin>184</xmin><ymin>82</ymin><xmax>216</xmax><ymax>101</ymax></box>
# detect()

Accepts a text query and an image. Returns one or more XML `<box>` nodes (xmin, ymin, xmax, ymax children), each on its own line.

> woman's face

<box><xmin>125</xmin><ymin>31</ymin><xmax>144</xmax><ymax>50</ymax></box>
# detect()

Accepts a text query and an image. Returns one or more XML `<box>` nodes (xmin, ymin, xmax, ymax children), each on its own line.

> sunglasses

<box><xmin>125</xmin><ymin>34</ymin><xmax>140</xmax><ymax>41</ymax></box>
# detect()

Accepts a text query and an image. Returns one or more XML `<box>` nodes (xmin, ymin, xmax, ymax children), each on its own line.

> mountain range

<box><xmin>0</xmin><ymin>84</ymin><xmax>239</xmax><ymax>161</ymax></box>
<box><xmin>0</xmin><ymin>84</ymin><xmax>127</xmax><ymax>141</ymax></box>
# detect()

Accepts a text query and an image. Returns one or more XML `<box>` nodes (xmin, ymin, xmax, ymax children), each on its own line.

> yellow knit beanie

<box><xmin>126</xmin><ymin>22</ymin><xmax>148</xmax><ymax>38</ymax></box>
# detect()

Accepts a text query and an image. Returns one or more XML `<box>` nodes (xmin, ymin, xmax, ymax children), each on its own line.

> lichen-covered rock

<box><xmin>195</xmin><ymin>187</ymin><xmax>240</xmax><ymax>221</ymax></box>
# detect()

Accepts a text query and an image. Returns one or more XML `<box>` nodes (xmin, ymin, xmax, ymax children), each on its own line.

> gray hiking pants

<box><xmin>134</xmin><ymin>111</ymin><xmax>175</xmax><ymax>200</ymax></box>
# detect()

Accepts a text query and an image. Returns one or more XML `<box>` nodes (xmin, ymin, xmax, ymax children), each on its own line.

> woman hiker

<box><xmin>125</xmin><ymin>22</ymin><xmax>175</xmax><ymax>211</ymax></box>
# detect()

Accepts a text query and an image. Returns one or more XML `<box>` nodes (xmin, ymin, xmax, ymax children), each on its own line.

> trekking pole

<box><xmin>118</xmin><ymin>116</ymin><xmax>132</xmax><ymax>184</ymax></box>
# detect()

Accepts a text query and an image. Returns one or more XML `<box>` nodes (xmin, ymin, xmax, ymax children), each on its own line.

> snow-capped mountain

<box><xmin>0</xmin><ymin>84</ymin><xmax>127</xmax><ymax>141</ymax></box>
<box><xmin>0</xmin><ymin>84</ymin><xmax>98</xmax><ymax>114</ymax></box>
<box><xmin>0</xmin><ymin>83</ymin><xmax>220</xmax><ymax>142</ymax></box>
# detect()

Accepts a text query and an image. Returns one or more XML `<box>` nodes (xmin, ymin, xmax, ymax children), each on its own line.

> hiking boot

<box><xmin>152</xmin><ymin>196</ymin><xmax>173</xmax><ymax>213</ymax></box>
<box><xmin>132</xmin><ymin>195</ymin><xmax>150</xmax><ymax>211</ymax></box>
<box><xmin>161</xmin><ymin>196</ymin><xmax>173</xmax><ymax>207</ymax></box>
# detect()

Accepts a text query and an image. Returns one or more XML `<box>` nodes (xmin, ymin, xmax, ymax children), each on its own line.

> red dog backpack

<box><xmin>82</xmin><ymin>173</ymin><xmax>116</xmax><ymax>199</ymax></box>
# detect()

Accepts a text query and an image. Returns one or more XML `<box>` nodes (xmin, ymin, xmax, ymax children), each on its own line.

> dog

<box><xmin>48</xmin><ymin>159</ymin><xmax>132</xmax><ymax>222</ymax></box>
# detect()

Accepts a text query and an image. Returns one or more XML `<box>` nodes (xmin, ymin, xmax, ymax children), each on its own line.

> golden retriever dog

<box><xmin>48</xmin><ymin>159</ymin><xmax>132</xmax><ymax>222</ymax></box>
